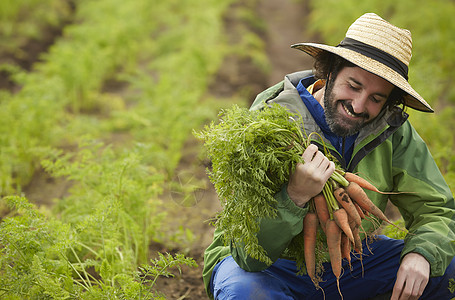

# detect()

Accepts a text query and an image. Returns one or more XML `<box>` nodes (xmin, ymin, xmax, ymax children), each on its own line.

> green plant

<box><xmin>40</xmin><ymin>138</ymin><xmax>165</xmax><ymax>265</ymax></box>
<box><xmin>381</xmin><ymin>218</ymin><xmax>407</xmax><ymax>240</ymax></box>
<box><xmin>0</xmin><ymin>194</ymin><xmax>197</xmax><ymax>299</ymax></box>
<box><xmin>0</xmin><ymin>0</ymin><xmax>251</xmax><ymax>297</ymax></box>
<box><xmin>195</xmin><ymin>104</ymin><xmax>352</xmax><ymax>265</ymax></box>
<box><xmin>0</xmin><ymin>0</ymin><xmax>72</xmax><ymax>55</ymax></box>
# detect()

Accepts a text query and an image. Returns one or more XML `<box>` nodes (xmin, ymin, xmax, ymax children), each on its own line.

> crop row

<box><xmin>0</xmin><ymin>0</ymin><xmax>242</xmax><ymax>298</ymax></box>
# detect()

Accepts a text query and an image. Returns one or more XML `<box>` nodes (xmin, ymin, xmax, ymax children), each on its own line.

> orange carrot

<box><xmin>351</xmin><ymin>223</ymin><xmax>362</xmax><ymax>255</ymax></box>
<box><xmin>326</xmin><ymin>219</ymin><xmax>343</xmax><ymax>299</ymax></box>
<box><xmin>353</xmin><ymin>201</ymin><xmax>366</xmax><ymax>219</ymax></box>
<box><xmin>303</xmin><ymin>212</ymin><xmax>319</xmax><ymax>285</ymax></box>
<box><xmin>314</xmin><ymin>193</ymin><xmax>329</xmax><ymax>231</ymax></box>
<box><xmin>344</xmin><ymin>172</ymin><xmax>382</xmax><ymax>193</ymax></box>
<box><xmin>334</xmin><ymin>187</ymin><xmax>362</xmax><ymax>227</ymax></box>
<box><xmin>351</xmin><ymin>224</ymin><xmax>364</xmax><ymax>277</ymax></box>
<box><xmin>346</xmin><ymin>182</ymin><xmax>392</xmax><ymax>225</ymax></box>
<box><xmin>333</xmin><ymin>208</ymin><xmax>354</xmax><ymax>244</ymax></box>
<box><xmin>345</xmin><ymin>172</ymin><xmax>413</xmax><ymax>195</ymax></box>
<box><xmin>340</xmin><ymin>233</ymin><xmax>351</xmax><ymax>268</ymax></box>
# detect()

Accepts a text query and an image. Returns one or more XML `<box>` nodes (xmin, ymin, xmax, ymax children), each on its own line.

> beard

<box><xmin>323</xmin><ymin>80</ymin><xmax>370</xmax><ymax>137</ymax></box>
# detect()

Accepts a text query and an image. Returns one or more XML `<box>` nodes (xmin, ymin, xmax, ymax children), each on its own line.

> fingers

<box><xmin>392</xmin><ymin>280</ymin><xmax>426</xmax><ymax>300</ymax></box>
<box><xmin>302</xmin><ymin>144</ymin><xmax>319</xmax><ymax>163</ymax></box>
<box><xmin>391</xmin><ymin>253</ymin><xmax>430</xmax><ymax>300</ymax></box>
<box><xmin>391</xmin><ymin>271</ymin><xmax>404</xmax><ymax>300</ymax></box>
<box><xmin>324</xmin><ymin>161</ymin><xmax>336</xmax><ymax>181</ymax></box>
<box><xmin>396</xmin><ymin>279</ymin><xmax>427</xmax><ymax>300</ymax></box>
<box><xmin>302</xmin><ymin>144</ymin><xmax>334</xmax><ymax>175</ymax></box>
<box><xmin>298</xmin><ymin>144</ymin><xmax>335</xmax><ymax>188</ymax></box>
<box><xmin>287</xmin><ymin>144</ymin><xmax>335</xmax><ymax>207</ymax></box>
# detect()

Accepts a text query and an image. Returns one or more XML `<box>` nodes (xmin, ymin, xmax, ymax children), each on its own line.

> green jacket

<box><xmin>202</xmin><ymin>71</ymin><xmax>455</xmax><ymax>298</ymax></box>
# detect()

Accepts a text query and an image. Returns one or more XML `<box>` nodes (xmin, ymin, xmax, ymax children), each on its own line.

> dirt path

<box><xmin>256</xmin><ymin>0</ymin><xmax>315</xmax><ymax>85</ymax></box>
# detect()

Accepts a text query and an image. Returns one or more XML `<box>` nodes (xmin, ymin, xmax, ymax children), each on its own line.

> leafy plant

<box><xmin>40</xmin><ymin>138</ymin><xmax>165</xmax><ymax>265</ymax></box>
<box><xmin>0</xmin><ymin>0</ymin><xmax>72</xmax><ymax>55</ymax></box>
<box><xmin>196</xmin><ymin>103</ymin><xmax>352</xmax><ymax>267</ymax></box>
<box><xmin>0</xmin><ymin>195</ymin><xmax>197</xmax><ymax>299</ymax></box>
<box><xmin>195</xmin><ymin>104</ymin><xmax>301</xmax><ymax>264</ymax></box>
<box><xmin>381</xmin><ymin>218</ymin><xmax>407</xmax><ymax>240</ymax></box>
<box><xmin>0</xmin><ymin>0</ymin><xmax>250</xmax><ymax>297</ymax></box>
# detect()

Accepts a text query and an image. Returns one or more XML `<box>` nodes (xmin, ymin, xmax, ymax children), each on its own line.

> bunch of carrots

<box><xmin>304</xmin><ymin>169</ymin><xmax>398</xmax><ymax>297</ymax></box>
<box><xmin>196</xmin><ymin>104</ymin><xmax>402</xmax><ymax>297</ymax></box>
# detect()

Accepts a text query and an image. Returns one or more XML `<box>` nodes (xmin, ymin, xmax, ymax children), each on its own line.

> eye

<box><xmin>371</xmin><ymin>97</ymin><xmax>381</xmax><ymax>104</ymax></box>
<box><xmin>349</xmin><ymin>84</ymin><xmax>360</xmax><ymax>91</ymax></box>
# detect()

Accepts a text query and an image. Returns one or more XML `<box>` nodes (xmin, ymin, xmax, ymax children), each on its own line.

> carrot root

<box><xmin>334</xmin><ymin>187</ymin><xmax>362</xmax><ymax>227</ymax></box>
<box><xmin>333</xmin><ymin>208</ymin><xmax>354</xmax><ymax>244</ymax></box>
<box><xmin>303</xmin><ymin>212</ymin><xmax>319</xmax><ymax>286</ymax></box>
<box><xmin>314</xmin><ymin>193</ymin><xmax>330</xmax><ymax>230</ymax></box>
<box><xmin>344</xmin><ymin>172</ymin><xmax>409</xmax><ymax>195</ymax></box>
<box><xmin>345</xmin><ymin>182</ymin><xmax>392</xmax><ymax>225</ymax></box>
<box><xmin>325</xmin><ymin>219</ymin><xmax>342</xmax><ymax>299</ymax></box>
<box><xmin>340</xmin><ymin>233</ymin><xmax>352</xmax><ymax>270</ymax></box>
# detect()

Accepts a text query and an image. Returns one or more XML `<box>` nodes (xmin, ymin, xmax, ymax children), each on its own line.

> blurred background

<box><xmin>0</xmin><ymin>0</ymin><xmax>453</xmax><ymax>298</ymax></box>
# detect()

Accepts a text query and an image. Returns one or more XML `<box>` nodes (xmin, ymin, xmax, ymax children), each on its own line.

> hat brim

<box><xmin>292</xmin><ymin>43</ymin><xmax>434</xmax><ymax>113</ymax></box>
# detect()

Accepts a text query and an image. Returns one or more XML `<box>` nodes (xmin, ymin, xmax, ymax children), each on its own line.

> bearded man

<box><xmin>203</xmin><ymin>13</ymin><xmax>455</xmax><ymax>300</ymax></box>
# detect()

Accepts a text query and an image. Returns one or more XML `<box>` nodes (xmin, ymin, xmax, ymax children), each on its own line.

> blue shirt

<box><xmin>296</xmin><ymin>76</ymin><xmax>358</xmax><ymax>164</ymax></box>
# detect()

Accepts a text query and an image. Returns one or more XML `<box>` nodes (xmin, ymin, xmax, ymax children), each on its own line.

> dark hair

<box><xmin>313</xmin><ymin>51</ymin><xmax>406</xmax><ymax>110</ymax></box>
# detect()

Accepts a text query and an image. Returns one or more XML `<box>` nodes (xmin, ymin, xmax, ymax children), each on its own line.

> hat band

<box><xmin>338</xmin><ymin>37</ymin><xmax>409</xmax><ymax>80</ymax></box>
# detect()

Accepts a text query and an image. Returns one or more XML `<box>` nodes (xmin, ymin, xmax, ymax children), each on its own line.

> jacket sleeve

<box><xmin>231</xmin><ymin>184</ymin><xmax>307</xmax><ymax>271</ymax></box>
<box><xmin>390</xmin><ymin>121</ymin><xmax>455</xmax><ymax>277</ymax></box>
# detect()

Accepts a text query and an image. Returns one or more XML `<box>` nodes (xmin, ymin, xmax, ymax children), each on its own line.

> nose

<box><xmin>350</xmin><ymin>93</ymin><xmax>368</xmax><ymax>115</ymax></box>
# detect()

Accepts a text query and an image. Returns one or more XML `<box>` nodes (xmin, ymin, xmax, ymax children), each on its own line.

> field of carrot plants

<box><xmin>0</xmin><ymin>0</ymin><xmax>265</xmax><ymax>298</ymax></box>
<box><xmin>1</xmin><ymin>0</ymin><xmax>454</xmax><ymax>298</ymax></box>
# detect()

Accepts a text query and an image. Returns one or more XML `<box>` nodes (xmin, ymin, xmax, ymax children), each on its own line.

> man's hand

<box><xmin>391</xmin><ymin>252</ymin><xmax>430</xmax><ymax>300</ymax></box>
<box><xmin>287</xmin><ymin>144</ymin><xmax>335</xmax><ymax>207</ymax></box>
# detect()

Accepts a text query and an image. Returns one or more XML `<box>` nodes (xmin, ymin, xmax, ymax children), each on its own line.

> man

<box><xmin>203</xmin><ymin>13</ymin><xmax>455</xmax><ymax>299</ymax></box>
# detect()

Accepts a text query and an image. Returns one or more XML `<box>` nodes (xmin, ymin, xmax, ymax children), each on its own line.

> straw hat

<box><xmin>291</xmin><ymin>13</ymin><xmax>433</xmax><ymax>112</ymax></box>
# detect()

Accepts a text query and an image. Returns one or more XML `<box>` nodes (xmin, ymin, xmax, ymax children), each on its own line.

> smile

<box><xmin>342</xmin><ymin>103</ymin><xmax>358</xmax><ymax>118</ymax></box>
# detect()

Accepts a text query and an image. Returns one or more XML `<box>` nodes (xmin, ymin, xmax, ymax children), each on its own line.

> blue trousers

<box><xmin>210</xmin><ymin>235</ymin><xmax>455</xmax><ymax>299</ymax></box>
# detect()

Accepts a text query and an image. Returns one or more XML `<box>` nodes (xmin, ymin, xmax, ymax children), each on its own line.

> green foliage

<box><xmin>138</xmin><ymin>253</ymin><xmax>197</xmax><ymax>299</ymax></box>
<box><xmin>0</xmin><ymin>196</ymin><xmax>197</xmax><ymax>299</ymax></box>
<box><xmin>41</xmin><ymin>139</ymin><xmax>165</xmax><ymax>265</ymax></box>
<box><xmin>381</xmin><ymin>218</ymin><xmax>407</xmax><ymax>240</ymax></box>
<box><xmin>0</xmin><ymin>0</ymin><xmax>238</xmax><ymax>195</ymax></box>
<box><xmin>195</xmin><ymin>104</ymin><xmax>308</xmax><ymax>264</ymax></box>
<box><xmin>1</xmin><ymin>0</ymin><xmax>241</xmax><ymax>297</ymax></box>
<box><xmin>1</xmin><ymin>0</ymin><xmax>155</xmax><ymax>195</ymax></box>
<box><xmin>0</xmin><ymin>0</ymin><xmax>71</xmax><ymax>54</ymax></box>
<box><xmin>0</xmin><ymin>196</ymin><xmax>77</xmax><ymax>298</ymax></box>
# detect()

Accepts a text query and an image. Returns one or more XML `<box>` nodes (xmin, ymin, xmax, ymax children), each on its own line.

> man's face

<box><xmin>323</xmin><ymin>66</ymin><xmax>394</xmax><ymax>137</ymax></box>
